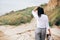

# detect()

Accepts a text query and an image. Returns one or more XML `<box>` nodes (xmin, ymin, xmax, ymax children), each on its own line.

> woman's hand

<box><xmin>33</xmin><ymin>6</ymin><xmax>38</xmax><ymax>11</ymax></box>
<box><xmin>48</xmin><ymin>29</ymin><xmax>51</xmax><ymax>36</ymax></box>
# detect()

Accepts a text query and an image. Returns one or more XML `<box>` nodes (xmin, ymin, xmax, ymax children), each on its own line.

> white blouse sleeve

<box><xmin>32</xmin><ymin>10</ymin><xmax>38</xmax><ymax>19</ymax></box>
<box><xmin>46</xmin><ymin>16</ymin><xmax>50</xmax><ymax>29</ymax></box>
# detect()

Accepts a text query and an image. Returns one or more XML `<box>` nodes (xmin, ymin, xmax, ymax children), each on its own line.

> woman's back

<box><xmin>32</xmin><ymin>11</ymin><xmax>49</xmax><ymax>29</ymax></box>
<box><xmin>37</xmin><ymin>14</ymin><xmax>48</xmax><ymax>28</ymax></box>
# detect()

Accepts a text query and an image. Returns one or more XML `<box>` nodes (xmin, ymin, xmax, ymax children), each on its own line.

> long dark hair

<box><xmin>37</xmin><ymin>7</ymin><xmax>44</xmax><ymax>17</ymax></box>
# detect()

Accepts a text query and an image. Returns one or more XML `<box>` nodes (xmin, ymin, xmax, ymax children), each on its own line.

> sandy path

<box><xmin>0</xmin><ymin>18</ymin><xmax>60</xmax><ymax>40</ymax></box>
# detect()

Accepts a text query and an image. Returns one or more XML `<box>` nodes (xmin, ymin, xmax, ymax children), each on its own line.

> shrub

<box><xmin>55</xmin><ymin>15</ymin><xmax>60</xmax><ymax>26</ymax></box>
<box><xmin>49</xmin><ymin>22</ymin><xmax>53</xmax><ymax>27</ymax></box>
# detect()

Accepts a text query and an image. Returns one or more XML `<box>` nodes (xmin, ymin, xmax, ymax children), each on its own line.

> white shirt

<box><xmin>32</xmin><ymin>11</ymin><xmax>50</xmax><ymax>29</ymax></box>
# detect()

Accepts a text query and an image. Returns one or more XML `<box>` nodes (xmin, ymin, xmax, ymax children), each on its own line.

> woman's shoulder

<box><xmin>42</xmin><ymin>14</ymin><xmax>48</xmax><ymax>18</ymax></box>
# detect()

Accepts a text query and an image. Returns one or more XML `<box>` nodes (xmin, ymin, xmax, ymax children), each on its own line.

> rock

<box><xmin>45</xmin><ymin>0</ymin><xmax>60</xmax><ymax>11</ymax></box>
<box><xmin>0</xmin><ymin>31</ymin><xmax>4</xmax><ymax>37</ymax></box>
<box><xmin>0</xmin><ymin>31</ymin><xmax>8</xmax><ymax>40</ymax></box>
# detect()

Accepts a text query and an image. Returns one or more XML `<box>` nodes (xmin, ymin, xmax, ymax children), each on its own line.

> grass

<box><xmin>0</xmin><ymin>7</ymin><xmax>34</xmax><ymax>25</ymax></box>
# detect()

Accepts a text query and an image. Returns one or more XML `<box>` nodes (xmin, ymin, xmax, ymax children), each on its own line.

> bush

<box><xmin>49</xmin><ymin>22</ymin><xmax>53</xmax><ymax>27</ymax></box>
<box><xmin>55</xmin><ymin>15</ymin><xmax>60</xmax><ymax>26</ymax></box>
<box><xmin>55</xmin><ymin>20</ymin><xmax>60</xmax><ymax>26</ymax></box>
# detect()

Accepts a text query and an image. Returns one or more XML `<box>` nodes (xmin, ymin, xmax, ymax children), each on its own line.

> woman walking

<box><xmin>32</xmin><ymin>7</ymin><xmax>51</xmax><ymax>40</ymax></box>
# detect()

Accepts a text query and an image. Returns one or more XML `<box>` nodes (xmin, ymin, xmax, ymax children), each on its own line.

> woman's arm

<box><xmin>46</xmin><ymin>16</ymin><xmax>51</xmax><ymax>35</ymax></box>
<box><xmin>32</xmin><ymin>10</ymin><xmax>38</xmax><ymax>19</ymax></box>
<box><xmin>32</xmin><ymin>7</ymin><xmax>38</xmax><ymax>19</ymax></box>
<box><xmin>48</xmin><ymin>29</ymin><xmax>51</xmax><ymax>36</ymax></box>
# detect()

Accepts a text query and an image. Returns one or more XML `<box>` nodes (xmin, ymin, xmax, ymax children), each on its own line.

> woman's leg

<box><xmin>35</xmin><ymin>28</ymin><xmax>41</xmax><ymax>40</ymax></box>
<box><xmin>35</xmin><ymin>28</ymin><xmax>46</xmax><ymax>40</ymax></box>
<box><xmin>41</xmin><ymin>28</ymin><xmax>46</xmax><ymax>40</ymax></box>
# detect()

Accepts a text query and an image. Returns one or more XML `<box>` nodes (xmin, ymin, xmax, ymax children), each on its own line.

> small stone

<box><xmin>0</xmin><ymin>31</ymin><xmax>4</xmax><ymax>37</ymax></box>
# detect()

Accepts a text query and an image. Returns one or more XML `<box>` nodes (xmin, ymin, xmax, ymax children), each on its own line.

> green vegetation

<box><xmin>0</xmin><ymin>7</ymin><xmax>34</xmax><ymax>25</ymax></box>
<box><xmin>40</xmin><ymin>3</ymin><xmax>47</xmax><ymax>8</ymax></box>
<box><xmin>55</xmin><ymin>12</ymin><xmax>60</xmax><ymax>26</ymax></box>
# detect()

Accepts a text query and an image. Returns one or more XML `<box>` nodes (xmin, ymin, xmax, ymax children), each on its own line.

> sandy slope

<box><xmin>0</xmin><ymin>18</ymin><xmax>60</xmax><ymax>40</ymax></box>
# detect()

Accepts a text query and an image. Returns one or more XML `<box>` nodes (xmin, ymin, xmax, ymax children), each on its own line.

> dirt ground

<box><xmin>0</xmin><ymin>19</ymin><xmax>60</xmax><ymax>40</ymax></box>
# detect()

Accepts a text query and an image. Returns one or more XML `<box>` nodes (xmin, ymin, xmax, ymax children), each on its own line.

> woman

<box><xmin>32</xmin><ymin>7</ymin><xmax>51</xmax><ymax>40</ymax></box>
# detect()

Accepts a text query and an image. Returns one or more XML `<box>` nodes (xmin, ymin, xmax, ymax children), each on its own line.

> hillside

<box><xmin>0</xmin><ymin>6</ymin><xmax>60</xmax><ymax>26</ymax></box>
<box><xmin>45</xmin><ymin>7</ymin><xmax>60</xmax><ymax>26</ymax></box>
<box><xmin>45</xmin><ymin>0</ymin><xmax>60</xmax><ymax>11</ymax></box>
<box><xmin>0</xmin><ymin>7</ymin><xmax>34</xmax><ymax>25</ymax></box>
<box><xmin>0</xmin><ymin>0</ymin><xmax>60</xmax><ymax>26</ymax></box>
<box><xmin>44</xmin><ymin>0</ymin><xmax>60</xmax><ymax>26</ymax></box>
